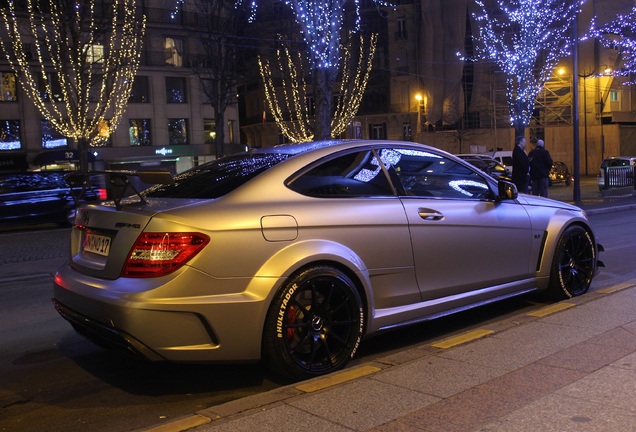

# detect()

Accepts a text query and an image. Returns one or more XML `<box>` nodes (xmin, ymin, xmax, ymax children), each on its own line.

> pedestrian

<box><xmin>528</xmin><ymin>139</ymin><xmax>553</xmax><ymax>198</ymax></box>
<box><xmin>511</xmin><ymin>136</ymin><xmax>529</xmax><ymax>193</ymax></box>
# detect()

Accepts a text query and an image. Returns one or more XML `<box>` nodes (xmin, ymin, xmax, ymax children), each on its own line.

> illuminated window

<box><xmin>0</xmin><ymin>120</ymin><xmax>20</xmax><ymax>150</ymax></box>
<box><xmin>168</xmin><ymin>118</ymin><xmax>188</xmax><ymax>145</ymax></box>
<box><xmin>610</xmin><ymin>90</ymin><xmax>619</xmax><ymax>102</ymax></box>
<box><xmin>41</xmin><ymin>119</ymin><xmax>67</xmax><ymax>149</ymax></box>
<box><xmin>129</xmin><ymin>119</ymin><xmax>151</xmax><ymax>146</ymax></box>
<box><xmin>0</xmin><ymin>72</ymin><xmax>17</xmax><ymax>102</ymax></box>
<box><xmin>95</xmin><ymin>119</ymin><xmax>112</xmax><ymax>146</ymax></box>
<box><xmin>204</xmin><ymin>119</ymin><xmax>216</xmax><ymax>143</ymax></box>
<box><xmin>164</xmin><ymin>37</ymin><xmax>183</xmax><ymax>67</ymax></box>
<box><xmin>166</xmin><ymin>77</ymin><xmax>187</xmax><ymax>103</ymax></box>
<box><xmin>87</xmin><ymin>43</ymin><xmax>104</xmax><ymax>63</ymax></box>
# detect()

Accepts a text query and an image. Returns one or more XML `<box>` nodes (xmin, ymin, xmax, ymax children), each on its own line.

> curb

<box><xmin>137</xmin><ymin>278</ymin><xmax>636</xmax><ymax>432</ymax></box>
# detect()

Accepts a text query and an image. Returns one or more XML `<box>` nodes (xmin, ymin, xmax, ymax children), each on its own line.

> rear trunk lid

<box><xmin>69</xmin><ymin>198</ymin><xmax>200</xmax><ymax>279</ymax></box>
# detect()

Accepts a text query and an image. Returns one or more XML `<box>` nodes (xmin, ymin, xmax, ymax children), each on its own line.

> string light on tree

<box><xmin>0</xmin><ymin>0</ymin><xmax>146</xmax><ymax>170</ymax></box>
<box><xmin>468</xmin><ymin>0</ymin><xmax>583</xmax><ymax>135</ymax></box>
<box><xmin>259</xmin><ymin>33</ymin><xmax>377</xmax><ymax>142</ymax></box>
<box><xmin>588</xmin><ymin>6</ymin><xmax>636</xmax><ymax>84</ymax></box>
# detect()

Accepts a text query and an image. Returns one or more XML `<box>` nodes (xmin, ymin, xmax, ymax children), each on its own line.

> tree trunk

<box><xmin>313</xmin><ymin>68</ymin><xmax>334</xmax><ymax>141</ymax></box>
<box><xmin>77</xmin><ymin>137</ymin><xmax>89</xmax><ymax>172</ymax></box>
<box><xmin>214</xmin><ymin>111</ymin><xmax>225</xmax><ymax>159</ymax></box>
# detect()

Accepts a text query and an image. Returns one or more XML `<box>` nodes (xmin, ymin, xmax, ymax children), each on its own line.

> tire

<box><xmin>548</xmin><ymin>225</ymin><xmax>596</xmax><ymax>300</ymax></box>
<box><xmin>263</xmin><ymin>265</ymin><xmax>364</xmax><ymax>380</ymax></box>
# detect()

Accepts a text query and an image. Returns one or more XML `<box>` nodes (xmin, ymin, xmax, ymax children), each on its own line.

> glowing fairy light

<box><xmin>259</xmin><ymin>33</ymin><xmax>377</xmax><ymax>142</ymax></box>
<box><xmin>468</xmin><ymin>0</ymin><xmax>584</xmax><ymax>134</ymax></box>
<box><xmin>588</xmin><ymin>6</ymin><xmax>636</xmax><ymax>85</ymax></box>
<box><xmin>0</xmin><ymin>0</ymin><xmax>146</xmax><ymax>148</ymax></box>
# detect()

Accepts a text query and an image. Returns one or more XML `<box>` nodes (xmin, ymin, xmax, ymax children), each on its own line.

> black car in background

<box><xmin>456</xmin><ymin>154</ymin><xmax>512</xmax><ymax>182</ymax></box>
<box><xmin>0</xmin><ymin>171</ymin><xmax>106</xmax><ymax>227</ymax></box>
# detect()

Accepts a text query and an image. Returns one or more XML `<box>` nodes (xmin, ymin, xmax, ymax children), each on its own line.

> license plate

<box><xmin>84</xmin><ymin>232</ymin><xmax>111</xmax><ymax>256</ymax></box>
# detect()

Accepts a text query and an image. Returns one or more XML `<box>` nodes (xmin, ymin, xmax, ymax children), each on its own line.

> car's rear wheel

<box><xmin>263</xmin><ymin>265</ymin><xmax>364</xmax><ymax>380</ymax></box>
<box><xmin>548</xmin><ymin>225</ymin><xmax>596</xmax><ymax>299</ymax></box>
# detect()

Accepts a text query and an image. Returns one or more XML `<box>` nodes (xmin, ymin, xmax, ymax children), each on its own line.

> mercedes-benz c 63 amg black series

<box><xmin>53</xmin><ymin>140</ymin><xmax>602</xmax><ymax>379</ymax></box>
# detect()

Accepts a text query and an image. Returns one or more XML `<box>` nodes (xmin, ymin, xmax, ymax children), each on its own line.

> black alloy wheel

<box><xmin>548</xmin><ymin>225</ymin><xmax>596</xmax><ymax>299</ymax></box>
<box><xmin>263</xmin><ymin>266</ymin><xmax>364</xmax><ymax>380</ymax></box>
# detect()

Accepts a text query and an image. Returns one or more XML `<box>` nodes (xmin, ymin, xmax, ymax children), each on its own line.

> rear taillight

<box><xmin>96</xmin><ymin>188</ymin><xmax>108</xmax><ymax>200</ymax></box>
<box><xmin>122</xmin><ymin>232</ymin><xmax>210</xmax><ymax>278</ymax></box>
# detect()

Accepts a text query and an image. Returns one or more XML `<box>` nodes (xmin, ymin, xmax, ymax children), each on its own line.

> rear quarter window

<box><xmin>142</xmin><ymin>153</ymin><xmax>291</xmax><ymax>199</ymax></box>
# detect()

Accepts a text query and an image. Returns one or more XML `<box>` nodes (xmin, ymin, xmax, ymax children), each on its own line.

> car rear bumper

<box><xmin>52</xmin><ymin>264</ymin><xmax>277</xmax><ymax>363</ymax></box>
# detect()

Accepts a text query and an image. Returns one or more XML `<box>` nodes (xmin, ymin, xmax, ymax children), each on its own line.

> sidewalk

<box><xmin>141</xmin><ymin>179</ymin><xmax>636</xmax><ymax>432</ymax></box>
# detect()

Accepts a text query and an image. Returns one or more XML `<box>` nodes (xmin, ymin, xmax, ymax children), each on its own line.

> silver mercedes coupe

<box><xmin>53</xmin><ymin>140</ymin><xmax>602</xmax><ymax>379</ymax></box>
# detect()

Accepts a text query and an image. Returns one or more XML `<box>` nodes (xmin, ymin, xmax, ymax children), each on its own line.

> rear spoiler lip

<box><xmin>65</xmin><ymin>170</ymin><xmax>174</xmax><ymax>211</ymax></box>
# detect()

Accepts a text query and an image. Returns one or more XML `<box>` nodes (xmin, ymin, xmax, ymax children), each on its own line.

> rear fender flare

<box><xmin>245</xmin><ymin>239</ymin><xmax>373</xmax><ymax>318</ymax></box>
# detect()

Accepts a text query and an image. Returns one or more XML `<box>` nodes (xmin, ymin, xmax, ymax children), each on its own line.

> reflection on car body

<box><xmin>52</xmin><ymin>140</ymin><xmax>603</xmax><ymax>380</ymax></box>
<box><xmin>456</xmin><ymin>153</ymin><xmax>512</xmax><ymax>182</ymax></box>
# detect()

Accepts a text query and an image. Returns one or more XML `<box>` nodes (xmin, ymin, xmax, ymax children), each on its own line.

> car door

<box><xmin>378</xmin><ymin>147</ymin><xmax>534</xmax><ymax>301</ymax></box>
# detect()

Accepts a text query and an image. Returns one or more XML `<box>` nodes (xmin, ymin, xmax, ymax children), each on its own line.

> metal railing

<box><xmin>602</xmin><ymin>166</ymin><xmax>635</xmax><ymax>190</ymax></box>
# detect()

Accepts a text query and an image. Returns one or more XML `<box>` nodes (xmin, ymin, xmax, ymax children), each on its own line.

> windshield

<box><xmin>142</xmin><ymin>152</ymin><xmax>292</xmax><ymax>199</ymax></box>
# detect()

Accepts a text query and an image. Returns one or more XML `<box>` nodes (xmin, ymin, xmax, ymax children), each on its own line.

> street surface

<box><xmin>0</xmin><ymin>200</ymin><xmax>634</xmax><ymax>432</ymax></box>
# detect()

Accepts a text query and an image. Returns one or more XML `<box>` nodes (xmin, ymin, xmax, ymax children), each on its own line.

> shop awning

<box><xmin>33</xmin><ymin>149</ymin><xmax>95</xmax><ymax>167</ymax></box>
<box><xmin>0</xmin><ymin>152</ymin><xmax>28</xmax><ymax>172</ymax></box>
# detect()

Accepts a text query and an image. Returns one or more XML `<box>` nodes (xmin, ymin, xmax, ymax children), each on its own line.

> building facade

<box><xmin>239</xmin><ymin>0</ymin><xmax>636</xmax><ymax>176</ymax></box>
<box><xmin>0</xmin><ymin>0</ymin><xmax>244</xmax><ymax>174</ymax></box>
<box><xmin>1</xmin><ymin>0</ymin><xmax>635</xmax><ymax>178</ymax></box>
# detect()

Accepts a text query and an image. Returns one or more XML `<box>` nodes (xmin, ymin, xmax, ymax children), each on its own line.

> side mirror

<box><xmin>498</xmin><ymin>180</ymin><xmax>518</xmax><ymax>200</ymax></box>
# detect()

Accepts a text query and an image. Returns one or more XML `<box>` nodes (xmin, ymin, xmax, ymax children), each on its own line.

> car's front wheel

<box><xmin>548</xmin><ymin>225</ymin><xmax>596</xmax><ymax>299</ymax></box>
<box><xmin>263</xmin><ymin>265</ymin><xmax>364</xmax><ymax>380</ymax></box>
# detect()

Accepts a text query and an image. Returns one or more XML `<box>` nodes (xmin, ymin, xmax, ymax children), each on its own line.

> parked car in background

<box><xmin>490</xmin><ymin>150</ymin><xmax>513</xmax><ymax>173</ymax></box>
<box><xmin>597</xmin><ymin>156</ymin><xmax>636</xmax><ymax>191</ymax></box>
<box><xmin>457</xmin><ymin>153</ymin><xmax>512</xmax><ymax>182</ymax></box>
<box><xmin>549</xmin><ymin>161</ymin><xmax>573</xmax><ymax>186</ymax></box>
<box><xmin>53</xmin><ymin>140</ymin><xmax>602</xmax><ymax>380</ymax></box>
<box><xmin>0</xmin><ymin>171</ymin><xmax>106</xmax><ymax>227</ymax></box>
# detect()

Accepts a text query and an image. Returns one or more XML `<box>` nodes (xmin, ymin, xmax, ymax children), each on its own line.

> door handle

<box><xmin>418</xmin><ymin>208</ymin><xmax>444</xmax><ymax>220</ymax></box>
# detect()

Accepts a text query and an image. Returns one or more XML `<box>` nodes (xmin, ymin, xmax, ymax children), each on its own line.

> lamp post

<box><xmin>415</xmin><ymin>93</ymin><xmax>423</xmax><ymax>134</ymax></box>
<box><xmin>572</xmin><ymin>14</ymin><xmax>581</xmax><ymax>203</ymax></box>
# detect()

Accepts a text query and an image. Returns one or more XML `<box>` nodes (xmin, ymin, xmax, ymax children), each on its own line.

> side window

<box><xmin>289</xmin><ymin>150</ymin><xmax>395</xmax><ymax>197</ymax></box>
<box><xmin>384</xmin><ymin>148</ymin><xmax>491</xmax><ymax>199</ymax></box>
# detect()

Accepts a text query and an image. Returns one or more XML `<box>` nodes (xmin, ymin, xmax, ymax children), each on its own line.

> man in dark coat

<box><xmin>511</xmin><ymin>136</ymin><xmax>529</xmax><ymax>193</ymax></box>
<box><xmin>528</xmin><ymin>139</ymin><xmax>553</xmax><ymax>198</ymax></box>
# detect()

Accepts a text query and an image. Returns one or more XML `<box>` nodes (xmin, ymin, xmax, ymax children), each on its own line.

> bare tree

<box><xmin>185</xmin><ymin>0</ymin><xmax>250</xmax><ymax>157</ymax></box>
<box><xmin>0</xmin><ymin>0</ymin><xmax>145</xmax><ymax>171</ymax></box>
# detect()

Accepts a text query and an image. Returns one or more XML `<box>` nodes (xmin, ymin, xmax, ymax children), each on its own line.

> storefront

<box><xmin>32</xmin><ymin>149</ymin><xmax>96</xmax><ymax>171</ymax></box>
<box><xmin>93</xmin><ymin>143</ymin><xmax>220</xmax><ymax>174</ymax></box>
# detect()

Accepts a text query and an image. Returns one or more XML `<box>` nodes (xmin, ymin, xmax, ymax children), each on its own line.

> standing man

<box><xmin>511</xmin><ymin>136</ymin><xmax>529</xmax><ymax>194</ymax></box>
<box><xmin>528</xmin><ymin>139</ymin><xmax>553</xmax><ymax>198</ymax></box>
